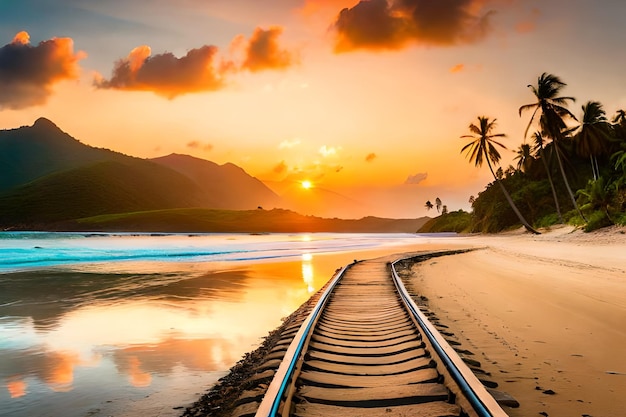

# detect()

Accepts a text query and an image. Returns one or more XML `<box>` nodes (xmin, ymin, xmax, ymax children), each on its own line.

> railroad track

<box><xmin>251</xmin><ymin>256</ymin><xmax>510</xmax><ymax>417</ymax></box>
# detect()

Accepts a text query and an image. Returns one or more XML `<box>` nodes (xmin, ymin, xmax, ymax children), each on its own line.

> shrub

<box><xmin>584</xmin><ymin>210</ymin><xmax>613</xmax><ymax>232</ymax></box>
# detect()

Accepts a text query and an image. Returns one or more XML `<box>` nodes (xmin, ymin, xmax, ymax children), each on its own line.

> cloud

<box><xmin>299</xmin><ymin>0</ymin><xmax>357</xmax><ymax>18</ymax></box>
<box><xmin>96</xmin><ymin>26</ymin><xmax>295</xmax><ymax>98</ymax></box>
<box><xmin>238</xmin><ymin>26</ymin><xmax>293</xmax><ymax>72</ymax></box>
<box><xmin>333</xmin><ymin>0</ymin><xmax>496</xmax><ymax>52</ymax></box>
<box><xmin>405</xmin><ymin>172</ymin><xmax>428</xmax><ymax>185</ymax></box>
<box><xmin>515</xmin><ymin>8</ymin><xmax>541</xmax><ymax>34</ymax></box>
<box><xmin>94</xmin><ymin>44</ymin><xmax>225</xmax><ymax>98</ymax></box>
<box><xmin>273</xmin><ymin>160</ymin><xmax>288</xmax><ymax>174</ymax></box>
<box><xmin>187</xmin><ymin>141</ymin><xmax>213</xmax><ymax>151</ymax></box>
<box><xmin>450</xmin><ymin>63</ymin><xmax>465</xmax><ymax>73</ymax></box>
<box><xmin>126</xmin><ymin>356</ymin><xmax>152</xmax><ymax>388</ymax></box>
<box><xmin>278</xmin><ymin>138</ymin><xmax>301</xmax><ymax>149</ymax></box>
<box><xmin>365</xmin><ymin>153</ymin><xmax>377</xmax><ymax>162</ymax></box>
<box><xmin>319</xmin><ymin>145</ymin><xmax>340</xmax><ymax>157</ymax></box>
<box><xmin>0</xmin><ymin>31</ymin><xmax>85</xmax><ymax>109</ymax></box>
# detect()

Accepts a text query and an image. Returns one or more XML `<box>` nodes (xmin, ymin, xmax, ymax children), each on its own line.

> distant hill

<box><xmin>0</xmin><ymin>118</ymin><xmax>128</xmax><ymax>192</ymax></box>
<box><xmin>55</xmin><ymin>208</ymin><xmax>431</xmax><ymax>233</ymax></box>
<box><xmin>0</xmin><ymin>160</ymin><xmax>205</xmax><ymax>227</ymax></box>
<box><xmin>0</xmin><ymin>119</ymin><xmax>282</xmax><ymax>226</ymax></box>
<box><xmin>417</xmin><ymin>210</ymin><xmax>471</xmax><ymax>233</ymax></box>
<box><xmin>277</xmin><ymin>183</ymin><xmax>371</xmax><ymax>219</ymax></box>
<box><xmin>150</xmin><ymin>154</ymin><xmax>281</xmax><ymax>210</ymax></box>
<box><xmin>0</xmin><ymin>118</ymin><xmax>429</xmax><ymax>232</ymax></box>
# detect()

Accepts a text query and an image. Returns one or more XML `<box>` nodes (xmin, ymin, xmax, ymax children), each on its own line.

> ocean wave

<box><xmin>0</xmin><ymin>232</ymin><xmax>422</xmax><ymax>271</ymax></box>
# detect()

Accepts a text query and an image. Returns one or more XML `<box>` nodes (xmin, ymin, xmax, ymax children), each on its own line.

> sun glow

<box><xmin>301</xmin><ymin>180</ymin><xmax>312</xmax><ymax>189</ymax></box>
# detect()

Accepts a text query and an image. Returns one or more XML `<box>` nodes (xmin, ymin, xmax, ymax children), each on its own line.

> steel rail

<box><xmin>254</xmin><ymin>264</ymin><xmax>351</xmax><ymax>417</ymax></box>
<box><xmin>390</xmin><ymin>258</ymin><xmax>509</xmax><ymax>417</ymax></box>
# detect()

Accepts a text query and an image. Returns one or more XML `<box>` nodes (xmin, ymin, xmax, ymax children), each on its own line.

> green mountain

<box><xmin>0</xmin><ymin>119</ymin><xmax>283</xmax><ymax>227</ymax></box>
<box><xmin>150</xmin><ymin>154</ymin><xmax>281</xmax><ymax>210</ymax></box>
<box><xmin>0</xmin><ymin>159</ymin><xmax>206</xmax><ymax>227</ymax></box>
<box><xmin>61</xmin><ymin>208</ymin><xmax>431</xmax><ymax>233</ymax></box>
<box><xmin>0</xmin><ymin>118</ymin><xmax>429</xmax><ymax>232</ymax></box>
<box><xmin>0</xmin><ymin>118</ymin><xmax>127</xmax><ymax>193</ymax></box>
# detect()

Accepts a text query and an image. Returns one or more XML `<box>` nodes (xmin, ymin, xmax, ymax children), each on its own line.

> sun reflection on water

<box><xmin>301</xmin><ymin>253</ymin><xmax>315</xmax><ymax>293</ymax></box>
<box><xmin>0</xmin><ymin>232</ymin><xmax>424</xmax><ymax>416</ymax></box>
<box><xmin>6</xmin><ymin>379</ymin><xmax>27</xmax><ymax>398</ymax></box>
<box><xmin>0</xmin><ymin>261</ymin><xmax>325</xmax><ymax>415</ymax></box>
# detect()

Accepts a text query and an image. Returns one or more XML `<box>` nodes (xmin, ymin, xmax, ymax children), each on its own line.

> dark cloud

<box><xmin>239</xmin><ymin>26</ymin><xmax>293</xmax><ymax>72</ymax></box>
<box><xmin>405</xmin><ymin>172</ymin><xmax>428</xmax><ymax>185</ymax></box>
<box><xmin>365</xmin><ymin>152</ymin><xmax>377</xmax><ymax>162</ymax></box>
<box><xmin>334</xmin><ymin>0</ymin><xmax>407</xmax><ymax>51</ymax></box>
<box><xmin>333</xmin><ymin>0</ymin><xmax>496</xmax><ymax>52</ymax></box>
<box><xmin>0</xmin><ymin>31</ymin><xmax>85</xmax><ymax>109</ymax></box>
<box><xmin>273</xmin><ymin>160</ymin><xmax>288</xmax><ymax>174</ymax></box>
<box><xmin>95</xmin><ymin>44</ymin><xmax>225</xmax><ymax>98</ymax></box>
<box><xmin>187</xmin><ymin>141</ymin><xmax>213</xmax><ymax>151</ymax></box>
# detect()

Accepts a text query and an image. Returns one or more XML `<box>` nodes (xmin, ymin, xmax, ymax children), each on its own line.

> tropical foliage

<box><xmin>461</xmin><ymin>116</ymin><xmax>540</xmax><ymax>234</ymax></box>
<box><xmin>460</xmin><ymin>72</ymin><xmax>626</xmax><ymax>232</ymax></box>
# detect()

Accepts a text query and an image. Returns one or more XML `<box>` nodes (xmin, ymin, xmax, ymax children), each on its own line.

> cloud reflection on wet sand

<box><xmin>0</xmin><ymin>259</ymin><xmax>320</xmax><ymax>411</ymax></box>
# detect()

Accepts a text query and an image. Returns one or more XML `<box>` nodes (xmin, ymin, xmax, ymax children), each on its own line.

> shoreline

<box><xmin>407</xmin><ymin>225</ymin><xmax>626</xmax><ymax>417</ymax></box>
<box><xmin>179</xmin><ymin>225</ymin><xmax>626</xmax><ymax>417</ymax></box>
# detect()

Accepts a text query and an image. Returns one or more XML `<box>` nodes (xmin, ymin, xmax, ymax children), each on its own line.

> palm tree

<box><xmin>519</xmin><ymin>72</ymin><xmax>586</xmax><ymax>221</ymax></box>
<box><xmin>425</xmin><ymin>200</ymin><xmax>434</xmax><ymax>211</ymax></box>
<box><xmin>613</xmin><ymin>146</ymin><xmax>626</xmax><ymax>173</ymax></box>
<box><xmin>613</xmin><ymin>109</ymin><xmax>626</xmax><ymax>125</ymax></box>
<box><xmin>570</xmin><ymin>101</ymin><xmax>613</xmax><ymax>180</ymax></box>
<box><xmin>532</xmin><ymin>131</ymin><xmax>563</xmax><ymax>223</ymax></box>
<box><xmin>461</xmin><ymin>116</ymin><xmax>540</xmax><ymax>234</ymax></box>
<box><xmin>514</xmin><ymin>143</ymin><xmax>534</xmax><ymax>173</ymax></box>
<box><xmin>435</xmin><ymin>197</ymin><xmax>442</xmax><ymax>213</ymax></box>
<box><xmin>577</xmin><ymin>177</ymin><xmax>615</xmax><ymax>225</ymax></box>
<box><xmin>612</xmin><ymin>109</ymin><xmax>626</xmax><ymax>142</ymax></box>
<box><xmin>519</xmin><ymin>73</ymin><xmax>577</xmax><ymax>139</ymax></box>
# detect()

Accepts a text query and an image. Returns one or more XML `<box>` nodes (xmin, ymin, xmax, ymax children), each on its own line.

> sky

<box><xmin>1</xmin><ymin>0</ymin><xmax>625</xmax><ymax>219</ymax></box>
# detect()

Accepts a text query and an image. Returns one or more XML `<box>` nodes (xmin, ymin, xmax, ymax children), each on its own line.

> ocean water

<box><xmin>0</xmin><ymin>231</ymin><xmax>430</xmax><ymax>272</ymax></box>
<box><xmin>0</xmin><ymin>232</ymin><xmax>441</xmax><ymax>417</ymax></box>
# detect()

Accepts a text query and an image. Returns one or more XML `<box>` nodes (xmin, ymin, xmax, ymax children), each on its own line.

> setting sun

<box><xmin>301</xmin><ymin>180</ymin><xmax>312</xmax><ymax>189</ymax></box>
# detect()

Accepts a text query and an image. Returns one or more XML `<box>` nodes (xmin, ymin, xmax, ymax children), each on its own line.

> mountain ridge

<box><xmin>0</xmin><ymin>119</ymin><xmax>282</xmax><ymax>225</ymax></box>
<box><xmin>150</xmin><ymin>153</ymin><xmax>281</xmax><ymax>210</ymax></box>
<box><xmin>57</xmin><ymin>208</ymin><xmax>431</xmax><ymax>233</ymax></box>
<box><xmin>0</xmin><ymin>118</ymin><xmax>428</xmax><ymax>231</ymax></box>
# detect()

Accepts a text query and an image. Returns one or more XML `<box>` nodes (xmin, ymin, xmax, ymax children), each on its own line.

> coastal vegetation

<box><xmin>62</xmin><ymin>208</ymin><xmax>429</xmax><ymax>233</ymax></box>
<box><xmin>417</xmin><ymin>209</ymin><xmax>471</xmax><ymax>233</ymax></box>
<box><xmin>421</xmin><ymin>72</ymin><xmax>626</xmax><ymax>233</ymax></box>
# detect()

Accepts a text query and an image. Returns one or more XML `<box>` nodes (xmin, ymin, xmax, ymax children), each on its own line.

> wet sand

<box><xmin>176</xmin><ymin>227</ymin><xmax>625</xmax><ymax>417</ymax></box>
<box><xmin>408</xmin><ymin>225</ymin><xmax>626</xmax><ymax>417</ymax></box>
<box><xmin>110</xmin><ymin>241</ymin><xmax>467</xmax><ymax>417</ymax></box>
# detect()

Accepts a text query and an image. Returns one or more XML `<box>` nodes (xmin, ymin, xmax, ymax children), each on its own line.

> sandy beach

<box><xmin>179</xmin><ymin>226</ymin><xmax>626</xmax><ymax>417</ymax></box>
<box><xmin>406</xmin><ymin>225</ymin><xmax>626</xmax><ymax>417</ymax></box>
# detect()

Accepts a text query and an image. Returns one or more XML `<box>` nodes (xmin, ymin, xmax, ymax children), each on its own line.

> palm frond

<box><xmin>522</xmin><ymin>106</ymin><xmax>540</xmax><ymax>138</ymax></box>
<box><xmin>518</xmin><ymin>103</ymin><xmax>536</xmax><ymax>116</ymax></box>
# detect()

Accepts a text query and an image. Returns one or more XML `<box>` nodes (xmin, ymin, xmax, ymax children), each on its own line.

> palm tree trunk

<box><xmin>555</xmin><ymin>146</ymin><xmax>588</xmax><ymax>221</ymax></box>
<box><xmin>540</xmin><ymin>147</ymin><xmax>563</xmax><ymax>223</ymax></box>
<box><xmin>590</xmin><ymin>155</ymin><xmax>598</xmax><ymax>180</ymax></box>
<box><xmin>486</xmin><ymin>159</ymin><xmax>541</xmax><ymax>234</ymax></box>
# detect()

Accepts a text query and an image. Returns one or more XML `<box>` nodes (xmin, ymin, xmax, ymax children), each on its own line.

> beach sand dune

<box><xmin>409</xmin><ymin>226</ymin><xmax>626</xmax><ymax>417</ymax></box>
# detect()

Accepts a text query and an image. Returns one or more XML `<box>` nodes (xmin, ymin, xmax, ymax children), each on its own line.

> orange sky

<box><xmin>1</xmin><ymin>0</ymin><xmax>625</xmax><ymax>218</ymax></box>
